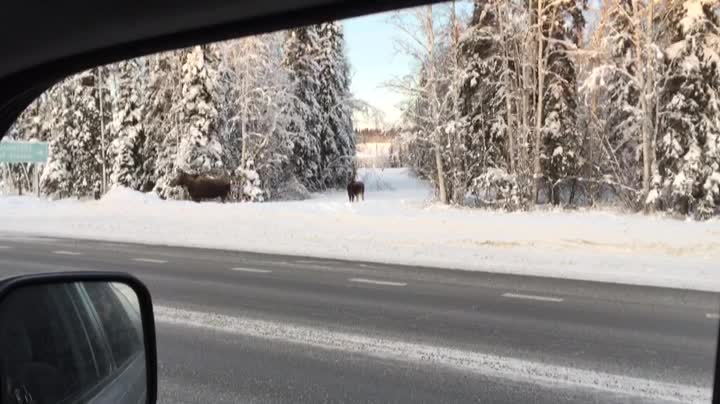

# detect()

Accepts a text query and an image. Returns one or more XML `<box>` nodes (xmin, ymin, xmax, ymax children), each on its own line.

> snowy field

<box><xmin>0</xmin><ymin>168</ymin><xmax>718</xmax><ymax>291</ymax></box>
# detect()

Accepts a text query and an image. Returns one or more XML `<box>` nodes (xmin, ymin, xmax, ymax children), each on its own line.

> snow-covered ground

<box><xmin>0</xmin><ymin>168</ymin><xmax>718</xmax><ymax>291</ymax></box>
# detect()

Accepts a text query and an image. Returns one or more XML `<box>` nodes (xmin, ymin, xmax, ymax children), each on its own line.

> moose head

<box><xmin>169</xmin><ymin>170</ymin><xmax>197</xmax><ymax>187</ymax></box>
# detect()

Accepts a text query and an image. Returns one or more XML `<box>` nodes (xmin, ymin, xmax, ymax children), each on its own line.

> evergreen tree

<box><xmin>147</xmin><ymin>52</ymin><xmax>184</xmax><ymax>199</ymax></box>
<box><xmin>539</xmin><ymin>0</ymin><xmax>587</xmax><ymax>205</ymax></box>
<box><xmin>604</xmin><ymin>0</ymin><xmax>642</xmax><ymax>192</ymax></box>
<box><xmin>456</xmin><ymin>0</ymin><xmax>509</xmax><ymax>202</ymax></box>
<box><xmin>8</xmin><ymin>92</ymin><xmax>54</xmax><ymax>142</ymax></box>
<box><xmin>284</xmin><ymin>27</ymin><xmax>323</xmax><ymax>191</ymax></box>
<box><xmin>655</xmin><ymin>0</ymin><xmax>720</xmax><ymax>218</ymax></box>
<box><xmin>41</xmin><ymin>70</ymin><xmax>105</xmax><ymax>198</ymax></box>
<box><xmin>316</xmin><ymin>22</ymin><xmax>356</xmax><ymax>188</ymax></box>
<box><xmin>109</xmin><ymin>59</ymin><xmax>147</xmax><ymax>190</ymax></box>
<box><xmin>175</xmin><ymin>45</ymin><xmax>224</xmax><ymax>175</ymax></box>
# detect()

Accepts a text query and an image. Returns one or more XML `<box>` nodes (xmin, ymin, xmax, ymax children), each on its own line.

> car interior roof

<box><xmin>0</xmin><ymin>0</ymin><xmax>436</xmax><ymax>139</ymax></box>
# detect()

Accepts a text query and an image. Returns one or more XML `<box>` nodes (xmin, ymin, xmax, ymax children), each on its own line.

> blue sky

<box><xmin>343</xmin><ymin>11</ymin><xmax>411</xmax><ymax>127</ymax></box>
<box><xmin>342</xmin><ymin>3</ymin><xmax>474</xmax><ymax>128</ymax></box>
<box><xmin>342</xmin><ymin>1</ymin><xmax>600</xmax><ymax>128</ymax></box>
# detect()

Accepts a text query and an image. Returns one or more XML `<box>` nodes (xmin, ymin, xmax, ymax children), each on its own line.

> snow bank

<box><xmin>1</xmin><ymin>168</ymin><xmax>718</xmax><ymax>291</ymax></box>
<box><xmin>102</xmin><ymin>186</ymin><xmax>162</xmax><ymax>204</ymax></box>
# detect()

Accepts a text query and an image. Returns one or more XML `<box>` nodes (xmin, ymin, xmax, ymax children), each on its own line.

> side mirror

<box><xmin>0</xmin><ymin>272</ymin><xmax>157</xmax><ymax>404</ymax></box>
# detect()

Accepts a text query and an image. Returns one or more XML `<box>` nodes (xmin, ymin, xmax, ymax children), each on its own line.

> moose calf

<box><xmin>347</xmin><ymin>180</ymin><xmax>365</xmax><ymax>202</ymax></box>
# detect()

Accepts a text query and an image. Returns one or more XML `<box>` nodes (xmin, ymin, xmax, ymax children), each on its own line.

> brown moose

<box><xmin>347</xmin><ymin>179</ymin><xmax>365</xmax><ymax>202</ymax></box>
<box><xmin>169</xmin><ymin>170</ymin><xmax>231</xmax><ymax>203</ymax></box>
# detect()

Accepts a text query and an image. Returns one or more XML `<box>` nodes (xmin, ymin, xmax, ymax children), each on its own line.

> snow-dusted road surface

<box><xmin>1</xmin><ymin>168</ymin><xmax>719</xmax><ymax>292</ymax></box>
<box><xmin>0</xmin><ymin>236</ymin><xmax>716</xmax><ymax>403</ymax></box>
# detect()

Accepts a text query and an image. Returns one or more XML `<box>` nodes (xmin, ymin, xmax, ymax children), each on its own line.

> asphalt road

<box><xmin>0</xmin><ymin>233</ymin><xmax>718</xmax><ymax>403</ymax></box>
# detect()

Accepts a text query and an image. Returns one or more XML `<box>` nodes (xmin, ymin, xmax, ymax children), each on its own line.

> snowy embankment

<box><xmin>0</xmin><ymin>168</ymin><xmax>718</xmax><ymax>291</ymax></box>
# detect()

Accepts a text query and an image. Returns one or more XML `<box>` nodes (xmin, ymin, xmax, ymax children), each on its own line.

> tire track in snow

<box><xmin>154</xmin><ymin>305</ymin><xmax>709</xmax><ymax>403</ymax></box>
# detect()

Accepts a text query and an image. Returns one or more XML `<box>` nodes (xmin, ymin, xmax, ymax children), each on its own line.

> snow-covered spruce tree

<box><xmin>316</xmin><ymin>22</ymin><xmax>356</xmax><ymax>189</ymax></box>
<box><xmin>284</xmin><ymin>26</ymin><xmax>324</xmax><ymax>191</ymax></box>
<box><xmin>109</xmin><ymin>59</ymin><xmax>148</xmax><ymax>190</ymax></box>
<box><xmin>234</xmin><ymin>159</ymin><xmax>265</xmax><ymax>202</ymax></box>
<box><xmin>37</xmin><ymin>80</ymin><xmax>74</xmax><ymax>197</ymax></box>
<box><xmin>147</xmin><ymin>51</ymin><xmax>185</xmax><ymax>199</ymax></box>
<box><xmin>654</xmin><ymin>0</ymin><xmax>720</xmax><ymax>218</ymax></box>
<box><xmin>41</xmin><ymin>70</ymin><xmax>106</xmax><ymax>199</ymax></box>
<box><xmin>456</xmin><ymin>0</ymin><xmax>514</xmax><ymax>207</ymax></box>
<box><xmin>604</xmin><ymin>0</ymin><xmax>642</xmax><ymax>197</ymax></box>
<box><xmin>175</xmin><ymin>45</ymin><xmax>224</xmax><ymax>176</ymax></box>
<box><xmin>8</xmin><ymin>91</ymin><xmax>55</xmax><ymax>142</ymax></box>
<box><xmin>538</xmin><ymin>0</ymin><xmax>587</xmax><ymax>205</ymax></box>
<box><xmin>581</xmin><ymin>0</ymin><xmax>643</xmax><ymax>208</ymax></box>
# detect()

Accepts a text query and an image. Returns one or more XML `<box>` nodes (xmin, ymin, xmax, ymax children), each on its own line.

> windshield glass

<box><xmin>1</xmin><ymin>1</ymin><xmax>719</xmax><ymax>403</ymax></box>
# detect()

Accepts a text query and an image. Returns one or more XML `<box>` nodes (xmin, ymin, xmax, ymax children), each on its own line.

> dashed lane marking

<box><xmin>349</xmin><ymin>278</ymin><xmax>407</xmax><ymax>287</ymax></box>
<box><xmin>502</xmin><ymin>293</ymin><xmax>564</xmax><ymax>302</ymax></box>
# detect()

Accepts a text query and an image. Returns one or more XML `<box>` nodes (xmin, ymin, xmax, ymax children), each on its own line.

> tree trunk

<box><xmin>568</xmin><ymin>178</ymin><xmax>577</xmax><ymax>206</ymax></box>
<box><xmin>434</xmin><ymin>142</ymin><xmax>448</xmax><ymax>204</ymax></box>
<box><xmin>506</xmin><ymin>98</ymin><xmax>516</xmax><ymax>174</ymax></box>
<box><xmin>632</xmin><ymin>0</ymin><xmax>652</xmax><ymax>209</ymax></box>
<box><xmin>500</xmin><ymin>4</ymin><xmax>516</xmax><ymax>174</ymax></box>
<box><xmin>450</xmin><ymin>1</ymin><xmax>460</xmax><ymax>46</ymax></box>
<box><xmin>424</xmin><ymin>5</ymin><xmax>448</xmax><ymax>205</ymax></box>
<box><xmin>532</xmin><ymin>0</ymin><xmax>545</xmax><ymax>204</ymax></box>
<box><xmin>519</xmin><ymin>40</ymin><xmax>531</xmax><ymax>177</ymax></box>
<box><xmin>240</xmin><ymin>95</ymin><xmax>248</xmax><ymax>169</ymax></box>
<box><xmin>646</xmin><ymin>0</ymin><xmax>657</xmax><ymax>213</ymax></box>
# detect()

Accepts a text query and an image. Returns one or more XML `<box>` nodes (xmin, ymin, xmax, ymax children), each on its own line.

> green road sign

<box><xmin>0</xmin><ymin>141</ymin><xmax>49</xmax><ymax>163</ymax></box>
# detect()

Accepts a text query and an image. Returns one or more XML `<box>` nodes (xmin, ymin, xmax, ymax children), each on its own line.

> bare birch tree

<box><xmin>388</xmin><ymin>5</ymin><xmax>456</xmax><ymax>204</ymax></box>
